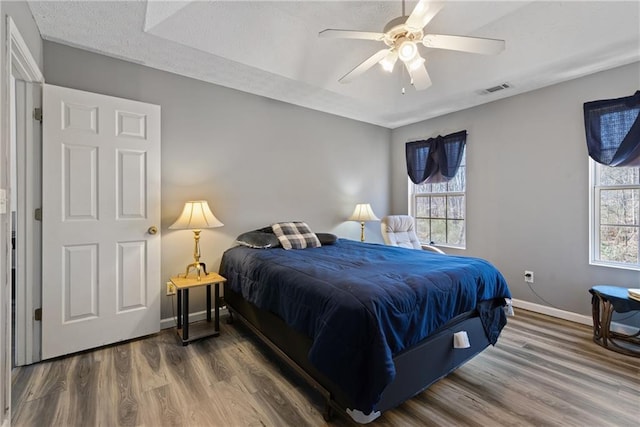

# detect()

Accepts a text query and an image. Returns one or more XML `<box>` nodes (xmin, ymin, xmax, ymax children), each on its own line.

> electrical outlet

<box><xmin>524</xmin><ymin>270</ymin><xmax>534</xmax><ymax>284</ymax></box>
<box><xmin>166</xmin><ymin>281</ymin><xmax>176</xmax><ymax>296</ymax></box>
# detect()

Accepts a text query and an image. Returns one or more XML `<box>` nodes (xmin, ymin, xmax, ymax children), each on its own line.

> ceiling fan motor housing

<box><xmin>383</xmin><ymin>16</ymin><xmax>424</xmax><ymax>48</ymax></box>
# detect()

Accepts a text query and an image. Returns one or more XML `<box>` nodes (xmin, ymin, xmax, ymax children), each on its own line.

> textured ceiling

<box><xmin>29</xmin><ymin>1</ymin><xmax>640</xmax><ymax>129</ymax></box>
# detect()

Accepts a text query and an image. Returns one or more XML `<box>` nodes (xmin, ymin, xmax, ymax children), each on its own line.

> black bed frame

<box><xmin>224</xmin><ymin>285</ymin><xmax>492</xmax><ymax>422</ymax></box>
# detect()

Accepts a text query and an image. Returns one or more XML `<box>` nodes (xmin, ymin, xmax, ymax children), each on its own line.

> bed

<box><xmin>219</xmin><ymin>236</ymin><xmax>511</xmax><ymax>423</ymax></box>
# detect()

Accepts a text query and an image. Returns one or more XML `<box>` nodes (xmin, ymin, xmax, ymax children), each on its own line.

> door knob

<box><xmin>148</xmin><ymin>226</ymin><xmax>158</xmax><ymax>235</ymax></box>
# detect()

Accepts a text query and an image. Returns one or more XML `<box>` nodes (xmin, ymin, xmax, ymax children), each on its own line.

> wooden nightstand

<box><xmin>170</xmin><ymin>272</ymin><xmax>227</xmax><ymax>346</ymax></box>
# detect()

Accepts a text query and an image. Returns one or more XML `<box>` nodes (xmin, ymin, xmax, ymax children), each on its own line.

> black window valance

<box><xmin>584</xmin><ymin>90</ymin><xmax>640</xmax><ymax>167</ymax></box>
<box><xmin>406</xmin><ymin>130</ymin><xmax>467</xmax><ymax>184</ymax></box>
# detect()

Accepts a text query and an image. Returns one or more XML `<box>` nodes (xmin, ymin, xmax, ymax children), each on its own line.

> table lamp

<box><xmin>348</xmin><ymin>203</ymin><xmax>379</xmax><ymax>242</ymax></box>
<box><xmin>170</xmin><ymin>200</ymin><xmax>223</xmax><ymax>280</ymax></box>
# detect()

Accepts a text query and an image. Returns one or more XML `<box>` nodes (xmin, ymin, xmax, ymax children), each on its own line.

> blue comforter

<box><xmin>220</xmin><ymin>239</ymin><xmax>511</xmax><ymax>413</ymax></box>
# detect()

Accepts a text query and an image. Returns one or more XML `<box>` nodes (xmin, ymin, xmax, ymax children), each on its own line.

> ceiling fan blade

<box><xmin>407</xmin><ymin>62</ymin><xmax>432</xmax><ymax>90</ymax></box>
<box><xmin>319</xmin><ymin>29</ymin><xmax>385</xmax><ymax>41</ymax></box>
<box><xmin>405</xmin><ymin>1</ymin><xmax>444</xmax><ymax>31</ymax></box>
<box><xmin>423</xmin><ymin>34</ymin><xmax>506</xmax><ymax>55</ymax></box>
<box><xmin>339</xmin><ymin>49</ymin><xmax>391</xmax><ymax>83</ymax></box>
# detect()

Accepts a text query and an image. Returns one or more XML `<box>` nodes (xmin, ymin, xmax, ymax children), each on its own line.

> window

<box><xmin>591</xmin><ymin>161</ymin><xmax>640</xmax><ymax>269</ymax></box>
<box><xmin>410</xmin><ymin>152</ymin><xmax>465</xmax><ymax>248</ymax></box>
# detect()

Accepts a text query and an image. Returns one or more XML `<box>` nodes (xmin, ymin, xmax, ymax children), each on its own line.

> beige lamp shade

<box><xmin>348</xmin><ymin>203</ymin><xmax>379</xmax><ymax>242</ymax></box>
<box><xmin>348</xmin><ymin>203</ymin><xmax>380</xmax><ymax>222</ymax></box>
<box><xmin>169</xmin><ymin>200</ymin><xmax>223</xmax><ymax>230</ymax></box>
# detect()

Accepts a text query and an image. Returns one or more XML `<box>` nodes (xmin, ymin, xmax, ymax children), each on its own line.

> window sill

<box><xmin>421</xmin><ymin>244</ymin><xmax>466</xmax><ymax>251</ymax></box>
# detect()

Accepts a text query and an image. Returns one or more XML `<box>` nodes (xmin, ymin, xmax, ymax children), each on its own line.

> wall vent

<box><xmin>482</xmin><ymin>83</ymin><xmax>511</xmax><ymax>94</ymax></box>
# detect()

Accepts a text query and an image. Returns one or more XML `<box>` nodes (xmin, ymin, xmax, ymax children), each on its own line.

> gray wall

<box><xmin>43</xmin><ymin>41</ymin><xmax>391</xmax><ymax>319</ymax></box>
<box><xmin>391</xmin><ymin>62</ymin><xmax>640</xmax><ymax>321</ymax></box>
<box><xmin>0</xmin><ymin>1</ymin><xmax>43</xmax><ymax>421</ymax></box>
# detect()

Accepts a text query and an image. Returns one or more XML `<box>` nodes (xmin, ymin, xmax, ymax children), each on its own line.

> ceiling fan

<box><xmin>319</xmin><ymin>0</ymin><xmax>506</xmax><ymax>90</ymax></box>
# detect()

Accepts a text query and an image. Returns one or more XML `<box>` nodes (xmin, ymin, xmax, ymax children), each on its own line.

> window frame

<box><xmin>408</xmin><ymin>157</ymin><xmax>467</xmax><ymax>250</ymax></box>
<box><xmin>589</xmin><ymin>159</ymin><xmax>640</xmax><ymax>271</ymax></box>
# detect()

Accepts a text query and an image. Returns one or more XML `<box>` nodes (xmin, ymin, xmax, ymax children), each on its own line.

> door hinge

<box><xmin>33</xmin><ymin>107</ymin><xmax>42</xmax><ymax>123</ymax></box>
<box><xmin>34</xmin><ymin>308</ymin><xmax>42</xmax><ymax>321</ymax></box>
<box><xmin>35</xmin><ymin>208</ymin><xmax>42</xmax><ymax>221</ymax></box>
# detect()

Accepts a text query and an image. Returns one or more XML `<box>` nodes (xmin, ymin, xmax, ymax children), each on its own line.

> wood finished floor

<box><xmin>11</xmin><ymin>309</ymin><xmax>640</xmax><ymax>426</ymax></box>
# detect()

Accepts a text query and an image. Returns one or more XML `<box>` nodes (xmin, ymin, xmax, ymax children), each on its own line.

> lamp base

<box><xmin>183</xmin><ymin>262</ymin><xmax>208</xmax><ymax>280</ymax></box>
<box><xmin>182</xmin><ymin>229</ymin><xmax>208</xmax><ymax>280</ymax></box>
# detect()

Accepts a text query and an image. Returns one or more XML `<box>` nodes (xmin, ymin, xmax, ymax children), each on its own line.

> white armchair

<box><xmin>380</xmin><ymin>215</ymin><xmax>445</xmax><ymax>254</ymax></box>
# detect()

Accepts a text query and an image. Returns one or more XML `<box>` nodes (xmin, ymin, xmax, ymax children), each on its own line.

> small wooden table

<box><xmin>590</xmin><ymin>285</ymin><xmax>640</xmax><ymax>357</ymax></box>
<box><xmin>170</xmin><ymin>272</ymin><xmax>227</xmax><ymax>346</ymax></box>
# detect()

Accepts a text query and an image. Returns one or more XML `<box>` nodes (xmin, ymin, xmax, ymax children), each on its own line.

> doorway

<box><xmin>10</xmin><ymin>77</ymin><xmax>42</xmax><ymax>367</ymax></box>
<box><xmin>6</xmin><ymin>17</ymin><xmax>44</xmax><ymax>370</ymax></box>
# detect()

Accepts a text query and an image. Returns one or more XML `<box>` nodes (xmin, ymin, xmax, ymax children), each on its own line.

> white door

<box><xmin>41</xmin><ymin>84</ymin><xmax>161</xmax><ymax>359</ymax></box>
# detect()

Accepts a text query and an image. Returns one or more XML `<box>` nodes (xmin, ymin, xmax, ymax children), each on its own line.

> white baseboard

<box><xmin>160</xmin><ymin>306</ymin><xmax>229</xmax><ymax>330</ymax></box>
<box><xmin>511</xmin><ymin>298</ymin><xmax>638</xmax><ymax>336</ymax></box>
<box><xmin>2</xmin><ymin>415</ymin><xmax>10</xmax><ymax>427</ymax></box>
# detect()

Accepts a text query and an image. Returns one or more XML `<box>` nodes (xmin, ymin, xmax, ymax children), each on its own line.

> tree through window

<box><xmin>410</xmin><ymin>152</ymin><xmax>466</xmax><ymax>248</ymax></box>
<box><xmin>592</xmin><ymin>162</ymin><xmax>640</xmax><ymax>268</ymax></box>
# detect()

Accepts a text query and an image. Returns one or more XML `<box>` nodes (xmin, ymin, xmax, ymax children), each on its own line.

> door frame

<box><xmin>4</xmin><ymin>15</ymin><xmax>43</xmax><ymax>370</ymax></box>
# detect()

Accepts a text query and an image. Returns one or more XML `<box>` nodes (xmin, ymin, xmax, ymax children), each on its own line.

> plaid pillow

<box><xmin>271</xmin><ymin>222</ymin><xmax>321</xmax><ymax>250</ymax></box>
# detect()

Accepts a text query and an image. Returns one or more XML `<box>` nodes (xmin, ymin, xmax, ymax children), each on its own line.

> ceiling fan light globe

<box><xmin>379</xmin><ymin>50</ymin><xmax>398</xmax><ymax>72</ymax></box>
<box><xmin>398</xmin><ymin>40</ymin><xmax>418</xmax><ymax>62</ymax></box>
<box><xmin>379</xmin><ymin>60</ymin><xmax>395</xmax><ymax>73</ymax></box>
